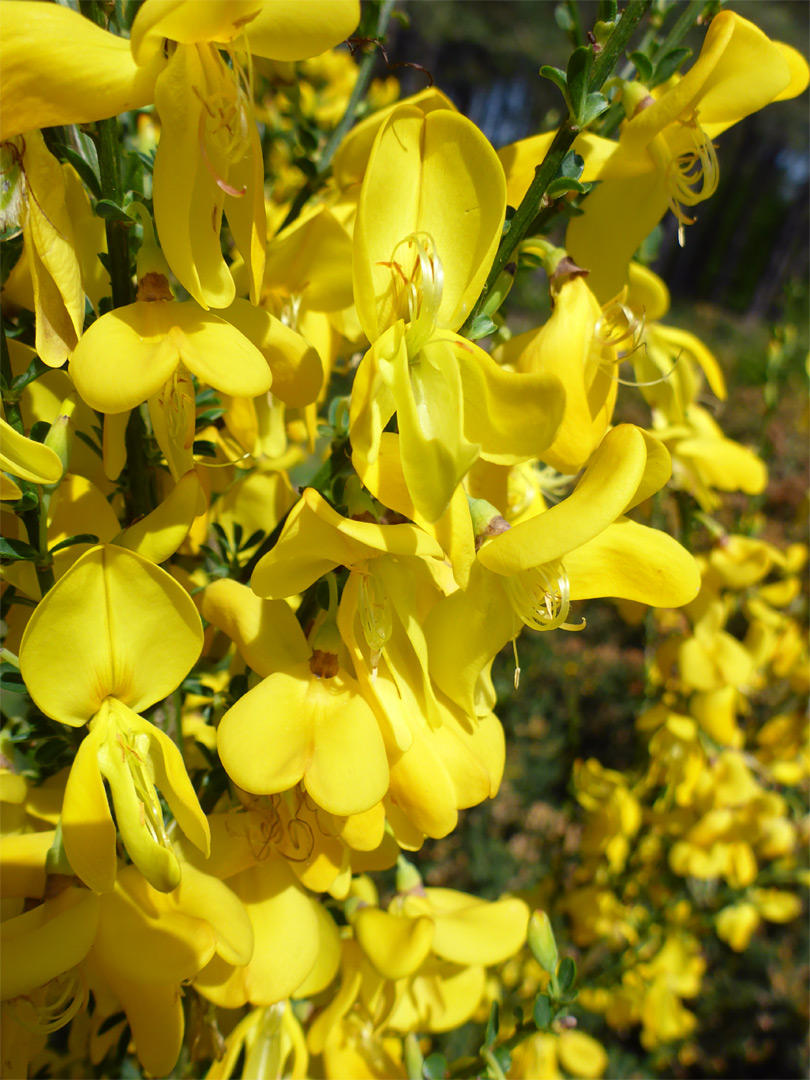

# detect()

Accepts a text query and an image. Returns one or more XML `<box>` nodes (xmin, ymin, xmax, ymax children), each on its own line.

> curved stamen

<box><xmin>666</xmin><ymin>116</ymin><xmax>719</xmax><ymax>244</ymax></box>
<box><xmin>595</xmin><ymin>295</ymin><xmax>646</xmax><ymax>353</ymax></box>
<box><xmin>7</xmin><ymin>969</ymin><xmax>87</xmax><ymax>1034</ymax></box>
<box><xmin>504</xmin><ymin>560</ymin><xmax>585</xmax><ymax>633</ymax></box>
<box><xmin>384</xmin><ymin>232</ymin><xmax>444</xmax><ymax>356</ymax></box>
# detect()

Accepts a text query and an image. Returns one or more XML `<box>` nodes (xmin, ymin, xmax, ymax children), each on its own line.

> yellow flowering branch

<box><xmin>460</xmin><ymin>0</ymin><xmax>651</xmax><ymax>337</ymax></box>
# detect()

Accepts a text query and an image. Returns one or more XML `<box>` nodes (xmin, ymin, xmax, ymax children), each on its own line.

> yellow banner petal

<box><xmin>20</xmin><ymin>545</ymin><xmax>203</xmax><ymax>725</ymax></box>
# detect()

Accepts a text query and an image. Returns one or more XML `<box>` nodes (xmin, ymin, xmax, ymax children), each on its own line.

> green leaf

<box><xmin>533</xmin><ymin>993</ymin><xmax>553</xmax><ymax>1029</ymax></box>
<box><xmin>546</xmin><ymin>176</ymin><xmax>589</xmax><ymax>199</ymax></box>
<box><xmin>0</xmin><ymin>667</ymin><xmax>26</xmax><ymax>693</ymax></box>
<box><xmin>559</xmin><ymin>149</ymin><xmax>585</xmax><ymax>181</ymax></box>
<box><xmin>652</xmin><ymin>46</ymin><xmax>692</xmax><ymax>86</ymax></box>
<box><xmin>240</xmin><ymin>529</ymin><xmax>264</xmax><ymax>551</ymax></box>
<box><xmin>10</xmin><ymin>491</ymin><xmax>40</xmax><ymax>514</ymax></box>
<box><xmin>539</xmin><ymin>65</ymin><xmax>569</xmax><ymax>103</ymax></box>
<box><xmin>53</xmin><ymin>144</ymin><xmax>101</xmax><ymax>200</ymax></box>
<box><xmin>466</xmin><ymin>314</ymin><xmax>499</xmax><ymax>341</ymax></box>
<box><xmin>578</xmin><ymin>91</ymin><xmax>609</xmax><ymax>127</ymax></box>
<box><xmin>29</xmin><ymin>421</ymin><xmax>50</xmax><ymax>444</ymax></box>
<box><xmin>566</xmin><ymin>46</ymin><xmax>592</xmax><ymax>120</ymax></box>
<box><xmin>0</xmin><ymin>537</ymin><xmax>39</xmax><ymax>561</ymax></box>
<box><xmin>629</xmin><ymin>50</ymin><xmax>654</xmax><ymax>84</ymax></box>
<box><xmin>196</xmin><ymin>408</ymin><xmax>227</xmax><ymax>426</ymax></box>
<box><xmin>50</xmin><ymin>534</ymin><xmax>99</xmax><ymax>554</ymax></box>
<box><xmin>484</xmin><ymin>1000</ymin><xmax>499</xmax><ymax>1048</ymax></box>
<box><xmin>74</xmin><ymin>430</ymin><xmax>103</xmax><ymax>459</ymax></box>
<box><xmin>11</xmin><ymin>356</ymin><xmax>50</xmax><ymax>394</ymax></box>
<box><xmin>564</xmin><ymin>47</ymin><xmax>609</xmax><ymax>127</ymax></box>
<box><xmin>0</xmin><ymin>232</ymin><xmax>23</xmax><ymax>287</ymax></box>
<box><xmin>422</xmin><ymin>1053</ymin><xmax>448</xmax><ymax>1080</ymax></box>
<box><xmin>557</xmin><ymin>956</ymin><xmax>577</xmax><ymax>993</ymax></box>
<box><xmin>493</xmin><ymin>1047</ymin><xmax>512</xmax><ymax>1074</ymax></box>
<box><xmin>94</xmin><ymin>199</ymin><xmax>133</xmax><ymax>224</ymax></box>
<box><xmin>554</xmin><ymin>3</ymin><xmax>574</xmax><ymax>32</ymax></box>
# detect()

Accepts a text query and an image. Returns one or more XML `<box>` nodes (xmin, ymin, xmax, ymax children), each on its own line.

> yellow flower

<box><xmin>208</xmin><ymin>577</ymin><xmax>389</xmax><ymax>818</ymax></box>
<box><xmin>19</xmin><ymin>545</ymin><xmax>209</xmax><ymax>891</ymax></box>
<box><xmin>2</xmin><ymin>1</ymin><xmax>360</xmax><ymax>309</ymax></box>
<box><xmin>0</xmin><ymin>132</ymin><xmax>84</xmax><ymax>366</ymax></box>
<box><xmin>350</xmin><ymin>105</ymin><xmax>565</xmax><ymax>521</ymax></box>
<box><xmin>566</xmin><ymin>12</ymin><xmax>810</xmax><ymax>299</ymax></box>
<box><xmin>426</xmin><ymin>425</ymin><xmax>700</xmax><ymax>717</ymax></box>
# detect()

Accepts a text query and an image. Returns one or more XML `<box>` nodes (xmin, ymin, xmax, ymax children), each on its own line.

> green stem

<box><xmin>449</xmin><ymin>1020</ymin><xmax>544</xmax><ymax>1079</ymax></box>
<box><xmin>650</xmin><ymin>0</ymin><xmax>705</xmax><ymax>83</ymax></box>
<box><xmin>0</xmin><ymin>322</ymin><xmax>24</xmax><ymax>434</ymax></box>
<box><xmin>95</xmin><ymin>113</ymin><xmax>133</xmax><ymax>309</ymax></box>
<box><xmin>482</xmin><ymin>1048</ymin><xmax>506</xmax><ymax>1080</ymax></box>
<box><xmin>21</xmin><ymin>502</ymin><xmax>55</xmax><ymax>596</ymax></box>
<box><xmin>81</xmin><ymin>3</ymin><xmax>132</xmax><ymax>309</ymax></box>
<box><xmin>80</xmin><ymin>2</ymin><xmax>152</xmax><ymax>520</ymax></box>
<box><xmin>566</xmin><ymin>0</ymin><xmax>585</xmax><ymax>47</ymax></box>
<box><xmin>460</xmin><ymin>0</ymin><xmax>651</xmax><ymax>337</ymax></box>
<box><xmin>124</xmin><ymin>408</ymin><xmax>152</xmax><ymax>520</ymax></box>
<box><xmin>278</xmin><ymin>0</ymin><xmax>396</xmax><ymax>231</ymax></box>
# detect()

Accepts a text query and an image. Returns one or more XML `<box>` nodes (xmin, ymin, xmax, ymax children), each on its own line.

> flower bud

<box><xmin>396</xmin><ymin>855</ymin><xmax>424</xmax><ymax>895</ymax></box>
<box><xmin>468</xmin><ymin>496</ymin><xmax>510</xmax><ymax>551</ymax></box>
<box><xmin>527</xmin><ymin>909</ymin><xmax>559</xmax><ymax>976</ymax></box>
<box><xmin>42</xmin><ymin>394</ymin><xmax>77</xmax><ymax>489</ymax></box>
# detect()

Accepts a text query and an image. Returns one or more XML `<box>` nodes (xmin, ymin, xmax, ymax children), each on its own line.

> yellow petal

<box><xmin>332</xmin><ymin>87</ymin><xmax>456</xmax><ymax>190</ymax></box>
<box><xmin>194</xmin><ymin>859</ymin><xmax>320</xmax><ymax>1008</ymax></box>
<box><xmin>201</xmin><ymin>578</ymin><xmax>311</xmax><ymax>676</ymax></box>
<box><xmin>118</xmin><ymin>470</ymin><xmax>203</xmax><ymax>562</ymax></box>
<box><xmin>404</xmin><ymin>891</ymin><xmax>529</xmax><ymax>966</ymax></box>
<box><xmin>103</xmin><ymin>974</ymin><xmax>184</xmax><ymax>1078</ymax></box>
<box><xmin>455</xmin><ymin>335</ymin><xmax>565</xmax><ymax>464</ymax></box>
<box><xmin>61</xmin><ymin>720</ymin><xmax>118</xmax><ymax>892</ymax></box>
<box><xmin>242</xmin><ymin>1</ymin><xmax>361</xmax><ymax>61</ymax></box>
<box><xmin>0</xmin><ymin>416</ymin><xmax>63</xmax><ymax>485</ymax></box>
<box><xmin>557</xmin><ymin>1031</ymin><xmax>608</xmax><ymax>1079</ymax></box>
<box><xmin>293</xmin><ymin>901</ymin><xmax>341</xmax><ymax>997</ymax></box>
<box><xmin>222</xmin><ymin>299</ymin><xmax>322</xmax><ymax>407</ymax></box>
<box><xmin>217</xmin><ymin>666</ymin><xmax>389</xmax><ymax>817</ymax></box>
<box><xmin>20</xmin><ymin>545</ymin><xmax>203</xmax><ymax>724</ymax></box>
<box><xmin>566</xmin><ymin>169</ymin><xmax>670</xmax><ymax>303</ymax></box>
<box><xmin>21</xmin><ymin>132</ymin><xmax>85</xmax><ymax>366</ymax></box>
<box><xmin>386</xmin><ymin>958</ymin><xmax>486</xmax><ymax>1033</ymax></box>
<box><xmin>0</xmin><ymin>887</ymin><xmax>100</xmax><ymax>999</ymax></box>
<box><xmin>263</xmin><ymin>206</ymin><xmax>354</xmax><ymax>311</ymax></box>
<box><xmin>0</xmin><ymin>473</ymin><xmax>22</xmax><ymax>501</ymax></box>
<box><xmin>152</xmin><ymin>44</ymin><xmax>234</xmax><ymax>309</ymax></box>
<box><xmin>0</xmin><ymin>830</ymin><xmax>54</xmax><ymax>899</ymax></box>
<box><xmin>478</xmin><ymin>425</ymin><xmax>649</xmax><ymax>576</ymax></box>
<box><xmin>354</xmin><ymin>107</ymin><xmax>505</xmax><ymax>340</ymax></box>
<box><xmin>566</xmin><ymin>518</ymin><xmax>701</xmax><ymax>607</ymax></box>
<box><xmin>396</xmin><ymin>335</ymin><xmax>480</xmax><ymax>524</ymax></box>
<box><xmin>623</xmin><ymin>12</ymin><xmax>791</xmax><ymax>151</ymax></box>
<box><xmin>252</xmin><ymin>487</ymin><xmax>442</xmax><ymax>599</ymax></box>
<box><xmin>131</xmin><ymin>1</ymin><xmax>360</xmax><ymax>64</ymax></box>
<box><xmin>354</xmin><ymin>908</ymin><xmax>434</xmax><ymax>980</ymax></box>
<box><xmin>0</xmin><ymin>2</ymin><xmax>162</xmax><ymax>140</ymax></box>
